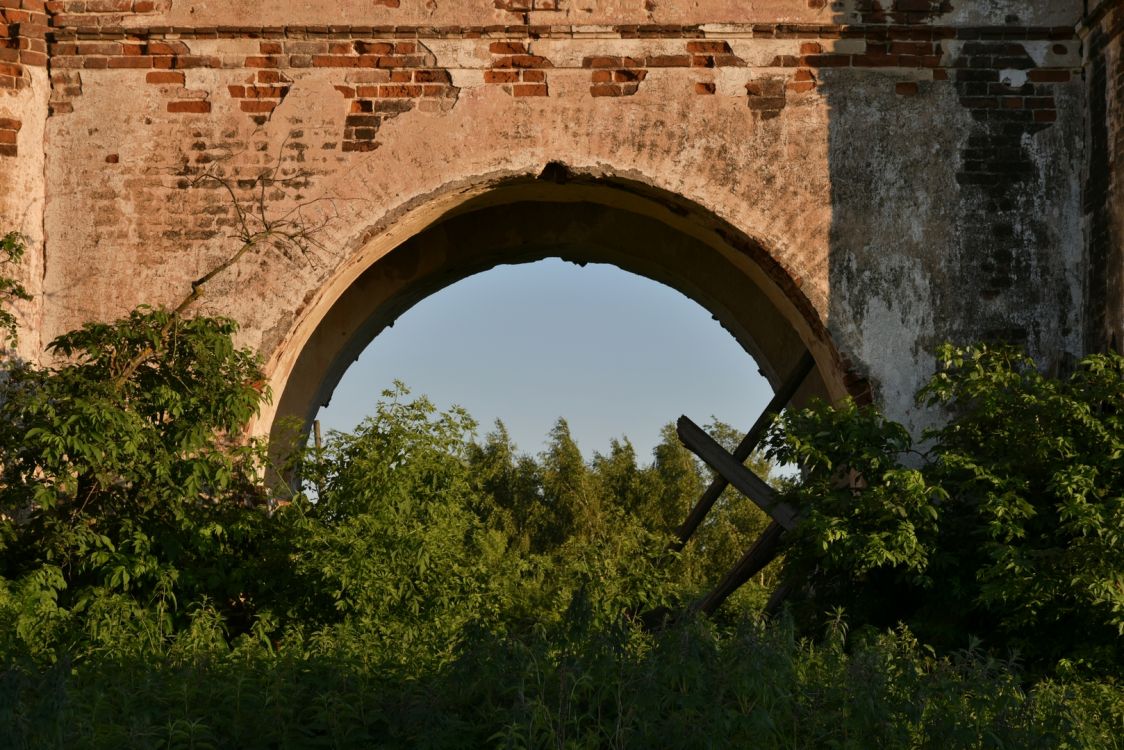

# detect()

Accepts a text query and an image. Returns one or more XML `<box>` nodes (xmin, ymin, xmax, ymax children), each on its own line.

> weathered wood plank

<box><xmin>676</xmin><ymin>416</ymin><xmax>799</xmax><ymax>531</ymax></box>
<box><xmin>670</xmin><ymin>352</ymin><xmax>814</xmax><ymax>551</ymax></box>
<box><xmin>696</xmin><ymin>520</ymin><xmax>786</xmax><ymax>615</ymax></box>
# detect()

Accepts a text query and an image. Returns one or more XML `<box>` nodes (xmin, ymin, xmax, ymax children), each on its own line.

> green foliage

<box><xmin>920</xmin><ymin>345</ymin><xmax>1124</xmax><ymax>668</ymax></box>
<box><xmin>0</xmin><ymin>239</ymin><xmax>1118</xmax><ymax>744</ymax></box>
<box><xmin>0</xmin><ymin>306</ymin><xmax>277</xmax><ymax>657</ymax></box>
<box><xmin>0</xmin><ymin>232</ymin><xmax>31</xmax><ymax>349</ymax></box>
<box><xmin>769</xmin><ymin>344</ymin><xmax>1124</xmax><ymax>673</ymax></box>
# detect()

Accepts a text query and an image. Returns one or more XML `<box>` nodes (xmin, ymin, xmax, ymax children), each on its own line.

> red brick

<box><xmin>354</xmin><ymin>41</ymin><xmax>394</xmax><ymax>55</ymax></box>
<box><xmin>240</xmin><ymin>99</ymin><xmax>276</xmax><ymax>112</ymax></box>
<box><xmin>645</xmin><ymin>54</ymin><xmax>690</xmax><ymax>67</ymax></box>
<box><xmin>686</xmin><ymin>40</ymin><xmax>730</xmax><ymax>53</ymax></box>
<box><xmin>1027</xmin><ymin>69</ymin><xmax>1070</xmax><ymax>83</ymax></box>
<box><xmin>245</xmin><ymin>55</ymin><xmax>285</xmax><ymax>68</ymax></box>
<box><xmin>0</xmin><ymin>117</ymin><xmax>21</xmax><ymax>130</ymax></box>
<box><xmin>803</xmin><ymin>54</ymin><xmax>850</xmax><ymax>67</ymax></box>
<box><xmin>379</xmin><ymin>84</ymin><xmax>422</xmax><ymax>97</ymax></box>
<box><xmin>484</xmin><ymin>69</ymin><xmax>518</xmax><ymax>83</ymax></box>
<box><xmin>489</xmin><ymin>41</ymin><xmax>526</xmax><ymax>55</ymax></box>
<box><xmin>0</xmin><ymin>130</ymin><xmax>17</xmax><ymax>144</ymax></box>
<box><xmin>106</xmin><ymin>56</ymin><xmax>152</xmax><ymax>68</ymax></box>
<box><xmin>312</xmin><ymin>55</ymin><xmax>359</xmax><ymax>67</ymax></box>
<box><xmin>694</xmin><ymin>81</ymin><xmax>715</xmax><ymax>94</ymax></box>
<box><xmin>167</xmin><ymin>100</ymin><xmax>211</xmax><ymax>113</ymax></box>
<box><xmin>146</xmin><ymin>70</ymin><xmax>184</xmax><ymax>84</ymax></box>
<box><xmin>583</xmin><ymin>55</ymin><xmax>621</xmax><ymax>68</ymax></box>
<box><xmin>800</xmin><ymin>42</ymin><xmax>822</xmax><ymax>54</ymax></box>
<box><xmin>768</xmin><ymin>55</ymin><xmax>801</xmax><ymax>67</ymax></box>
<box><xmin>895</xmin><ymin>81</ymin><xmax>919</xmax><ymax>95</ymax></box>
<box><xmin>512</xmin><ymin>83</ymin><xmax>547</xmax><ymax>96</ymax></box>
<box><xmin>146</xmin><ymin>41</ymin><xmax>189</xmax><ymax>55</ymax></box>
<box><xmin>505</xmin><ymin>54</ymin><xmax>551</xmax><ymax>68</ymax></box>
<box><xmin>591</xmin><ymin>83</ymin><xmax>620</xmax><ymax>96</ymax></box>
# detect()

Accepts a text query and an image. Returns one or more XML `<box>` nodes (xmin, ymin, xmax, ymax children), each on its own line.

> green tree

<box><xmin>768</xmin><ymin>344</ymin><xmax>1124</xmax><ymax>673</ymax></box>
<box><xmin>0</xmin><ymin>307</ymin><xmax>278</xmax><ymax>657</ymax></box>
<box><xmin>539</xmin><ymin>418</ymin><xmax>599</xmax><ymax>545</ymax></box>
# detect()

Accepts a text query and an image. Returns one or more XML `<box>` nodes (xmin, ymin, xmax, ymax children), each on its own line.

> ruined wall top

<box><xmin>49</xmin><ymin>0</ymin><xmax>1083</xmax><ymax>31</ymax></box>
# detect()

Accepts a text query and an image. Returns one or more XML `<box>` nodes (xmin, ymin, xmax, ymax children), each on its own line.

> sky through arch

<box><xmin>316</xmin><ymin>258</ymin><xmax>774</xmax><ymax>461</ymax></box>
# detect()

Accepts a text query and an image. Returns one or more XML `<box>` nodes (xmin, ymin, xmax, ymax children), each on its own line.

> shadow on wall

<box><xmin>823</xmin><ymin>0</ymin><xmax>1087</xmax><ymax>427</ymax></box>
<box><xmin>1084</xmin><ymin>0</ymin><xmax>1124</xmax><ymax>354</ymax></box>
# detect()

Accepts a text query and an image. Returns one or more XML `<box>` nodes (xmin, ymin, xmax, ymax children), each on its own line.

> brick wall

<box><xmin>1085</xmin><ymin>0</ymin><xmax>1124</xmax><ymax>353</ymax></box>
<box><xmin>10</xmin><ymin>1</ymin><xmax>1091</xmax><ymax>432</ymax></box>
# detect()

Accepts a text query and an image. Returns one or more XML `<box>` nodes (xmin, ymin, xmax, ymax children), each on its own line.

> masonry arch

<box><xmin>258</xmin><ymin>167</ymin><xmax>854</xmax><ymax>443</ymax></box>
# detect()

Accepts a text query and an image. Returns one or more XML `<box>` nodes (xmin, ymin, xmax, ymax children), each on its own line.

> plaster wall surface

<box><xmin>0</xmin><ymin>0</ymin><xmax>1109</xmax><ymax>439</ymax></box>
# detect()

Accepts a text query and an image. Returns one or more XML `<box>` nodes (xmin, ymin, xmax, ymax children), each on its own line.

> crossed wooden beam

<box><xmin>672</xmin><ymin>351</ymin><xmax>814</xmax><ymax>617</ymax></box>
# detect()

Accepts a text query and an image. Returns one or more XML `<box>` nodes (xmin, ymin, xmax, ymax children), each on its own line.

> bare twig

<box><xmin>110</xmin><ymin>154</ymin><xmax>339</xmax><ymax>388</ymax></box>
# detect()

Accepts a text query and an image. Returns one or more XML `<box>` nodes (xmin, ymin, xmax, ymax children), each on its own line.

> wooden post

<box><xmin>675</xmin><ymin>416</ymin><xmax>799</xmax><ymax>531</ymax></box>
<box><xmin>695</xmin><ymin>521</ymin><xmax>786</xmax><ymax>615</ymax></box>
<box><xmin>670</xmin><ymin>352</ymin><xmax>814</xmax><ymax>551</ymax></box>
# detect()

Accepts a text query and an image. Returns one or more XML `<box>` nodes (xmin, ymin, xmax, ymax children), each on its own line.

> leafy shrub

<box><xmin>769</xmin><ymin>344</ymin><xmax>1124</xmax><ymax>674</ymax></box>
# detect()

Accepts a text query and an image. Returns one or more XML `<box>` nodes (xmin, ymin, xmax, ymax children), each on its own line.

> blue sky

<box><xmin>316</xmin><ymin>258</ymin><xmax>774</xmax><ymax>462</ymax></box>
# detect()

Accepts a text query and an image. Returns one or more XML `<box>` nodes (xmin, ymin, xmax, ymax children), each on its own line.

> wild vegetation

<box><xmin>0</xmin><ymin>232</ymin><xmax>1121</xmax><ymax>748</ymax></box>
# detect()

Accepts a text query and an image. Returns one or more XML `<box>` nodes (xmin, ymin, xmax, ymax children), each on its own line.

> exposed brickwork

<box><xmin>495</xmin><ymin>0</ymin><xmax>561</xmax><ymax>12</ymax></box>
<box><xmin>47</xmin><ymin>68</ymin><xmax>78</xmax><ymax>113</ymax></box>
<box><xmin>1085</xmin><ymin>0</ymin><xmax>1124</xmax><ymax>352</ymax></box>
<box><xmin>854</xmin><ymin>0</ymin><xmax>954</xmax><ymax>25</ymax></box>
<box><xmin>229</xmin><ymin>68</ymin><xmax>292</xmax><ymax>121</ymax></box>
<box><xmin>0</xmin><ymin>2</ymin><xmax>1098</xmax><ymax>442</ymax></box>
<box><xmin>45</xmin><ymin>0</ymin><xmax>168</xmax><ymax>28</ymax></box>
<box><xmin>487</xmin><ymin>41</ymin><xmax>550</xmax><ymax>96</ymax></box>
<box><xmin>583</xmin><ymin>55</ymin><xmax>646</xmax><ymax>97</ymax></box>
<box><xmin>0</xmin><ymin>0</ymin><xmax>49</xmax><ymax>90</ymax></box>
<box><xmin>687</xmin><ymin>40</ymin><xmax>743</xmax><ymax>68</ymax></box>
<box><xmin>949</xmin><ymin>42</ymin><xmax>1074</xmax><ymax>305</ymax></box>
<box><xmin>0</xmin><ymin>116</ymin><xmax>20</xmax><ymax>156</ymax></box>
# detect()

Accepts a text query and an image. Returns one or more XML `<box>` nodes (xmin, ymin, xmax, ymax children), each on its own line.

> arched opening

<box><xmin>316</xmin><ymin>258</ymin><xmax>782</xmax><ymax>459</ymax></box>
<box><xmin>261</xmin><ymin>169</ymin><xmax>852</xmax><ymax>444</ymax></box>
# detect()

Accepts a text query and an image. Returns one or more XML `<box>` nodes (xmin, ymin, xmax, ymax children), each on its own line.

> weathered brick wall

<box><xmin>0</xmin><ymin>1</ymin><xmax>49</xmax><ymax>357</ymax></box>
<box><xmin>1085</xmin><ymin>0</ymin><xmax>1124</xmax><ymax>354</ymax></box>
<box><xmin>0</xmin><ymin>0</ymin><xmax>1102</xmax><ymax>434</ymax></box>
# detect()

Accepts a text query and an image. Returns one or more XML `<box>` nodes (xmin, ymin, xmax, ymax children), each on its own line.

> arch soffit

<box><xmin>256</xmin><ymin>167</ymin><xmax>846</xmax><ymax>436</ymax></box>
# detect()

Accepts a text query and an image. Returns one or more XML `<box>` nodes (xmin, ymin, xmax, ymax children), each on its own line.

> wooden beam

<box><xmin>676</xmin><ymin>416</ymin><xmax>799</xmax><ymax>531</ymax></box>
<box><xmin>670</xmin><ymin>352</ymin><xmax>814</xmax><ymax>551</ymax></box>
<box><xmin>696</xmin><ymin>520</ymin><xmax>785</xmax><ymax>615</ymax></box>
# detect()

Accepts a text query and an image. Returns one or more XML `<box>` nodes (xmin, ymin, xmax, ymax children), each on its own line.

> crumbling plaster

<box><xmin>0</xmin><ymin>0</ymin><xmax>1110</xmax><ymax>441</ymax></box>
